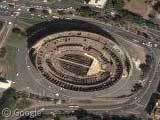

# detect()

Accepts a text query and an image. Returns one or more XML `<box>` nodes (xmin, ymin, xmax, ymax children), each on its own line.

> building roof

<box><xmin>0</xmin><ymin>80</ymin><xmax>12</xmax><ymax>89</ymax></box>
<box><xmin>88</xmin><ymin>0</ymin><xmax>107</xmax><ymax>8</ymax></box>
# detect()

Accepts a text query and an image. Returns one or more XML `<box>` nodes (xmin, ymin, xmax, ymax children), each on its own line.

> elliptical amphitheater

<box><xmin>28</xmin><ymin>19</ymin><xmax>131</xmax><ymax>93</ymax></box>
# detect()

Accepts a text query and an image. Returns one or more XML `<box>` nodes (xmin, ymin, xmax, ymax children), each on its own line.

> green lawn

<box><xmin>19</xmin><ymin>14</ymin><xmax>48</xmax><ymax>25</ymax></box>
<box><xmin>5</xmin><ymin>46</ymin><xmax>17</xmax><ymax>80</ymax></box>
<box><xmin>7</xmin><ymin>33</ymin><xmax>26</xmax><ymax>49</ymax></box>
<box><xmin>5</xmin><ymin>32</ymin><xmax>27</xmax><ymax>79</ymax></box>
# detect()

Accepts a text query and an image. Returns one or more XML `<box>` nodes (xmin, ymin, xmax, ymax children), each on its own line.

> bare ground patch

<box><xmin>124</xmin><ymin>0</ymin><xmax>153</xmax><ymax>19</ymax></box>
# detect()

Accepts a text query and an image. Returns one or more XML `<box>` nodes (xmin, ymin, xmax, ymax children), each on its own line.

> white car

<box><xmin>16</xmin><ymin>72</ymin><xmax>19</xmax><ymax>76</ymax></box>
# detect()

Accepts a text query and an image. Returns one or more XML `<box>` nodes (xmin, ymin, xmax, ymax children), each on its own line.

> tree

<box><xmin>74</xmin><ymin>108</ymin><xmax>88</xmax><ymax>119</ymax></box>
<box><xmin>145</xmin><ymin>55</ymin><xmax>152</xmax><ymax>65</ymax></box>
<box><xmin>0</xmin><ymin>21</ymin><xmax>3</xmax><ymax>30</ymax></box>
<box><xmin>139</xmin><ymin>63</ymin><xmax>149</xmax><ymax>73</ymax></box>
<box><xmin>0</xmin><ymin>88</ymin><xmax>17</xmax><ymax>119</ymax></box>
<box><xmin>84</xmin><ymin>0</ymin><xmax>90</xmax><ymax>4</ymax></box>
<box><xmin>131</xmin><ymin>83</ymin><xmax>143</xmax><ymax>92</ymax></box>
<box><xmin>106</xmin><ymin>0</ymin><xmax>125</xmax><ymax>10</ymax></box>
<box><xmin>12</xmin><ymin>27</ymin><xmax>21</xmax><ymax>34</ymax></box>
<box><xmin>0</xmin><ymin>47</ymin><xmax>6</xmax><ymax>58</ymax></box>
<box><xmin>0</xmin><ymin>76</ymin><xmax>7</xmax><ymax>83</ymax></box>
<box><xmin>29</xmin><ymin>7</ymin><xmax>37</xmax><ymax>13</ymax></box>
<box><xmin>153</xmin><ymin>1</ymin><xmax>160</xmax><ymax>13</ymax></box>
<box><xmin>42</xmin><ymin>9</ymin><xmax>49</xmax><ymax>15</ymax></box>
<box><xmin>76</xmin><ymin>6</ymin><xmax>98</xmax><ymax>17</ymax></box>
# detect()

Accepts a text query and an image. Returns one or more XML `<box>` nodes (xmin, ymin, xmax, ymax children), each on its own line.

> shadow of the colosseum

<box><xmin>26</xmin><ymin>19</ymin><xmax>116</xmax><ymax>48</ymax></box>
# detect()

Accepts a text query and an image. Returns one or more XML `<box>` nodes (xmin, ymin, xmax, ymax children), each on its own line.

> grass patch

<box><xmin>5</xmin><ymin>46</ymin><xmax>17</xmax><ymax>80</ymax></box>
<box><xmin>7</xmin><ymin>32</ymin><xmax>26</xmax><ymax>49</ymax></box>
<box><xmin>19</xmin><ymin>14</ymin><xmax>47</xmax><ymax>25</ymax></box>
<box><xmin>3</xmin><ymin>31</ymin><xmax>26</xmax><ymax>81</ymax></box>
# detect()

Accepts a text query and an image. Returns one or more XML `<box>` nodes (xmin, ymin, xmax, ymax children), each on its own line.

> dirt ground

<box><xmin>124</xmin><ymin>0</ymin><xmax>153</xmax><ymax>19</ymax></box>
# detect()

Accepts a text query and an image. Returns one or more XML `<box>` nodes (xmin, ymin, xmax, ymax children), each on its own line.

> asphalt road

<box><xmin>0</xmin><ymin>1</ymin><xmax>160</xmax><ymax>119</ymax></box>
<box><xmin>0</xmin><ymin>22</ymin><xmax>13</xmax><ymax>48</ymax></box>
<box><xmin>11</xmin><ymin>18</ymin><xmax>160</xmax><ymax>119</ymax></box>
<box><xmin>6</xmin><ymin>14</ymin><xmax>158</xmax><ymax>117</ymax></box>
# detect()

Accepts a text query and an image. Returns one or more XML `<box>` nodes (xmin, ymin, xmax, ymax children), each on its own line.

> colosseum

<box><xmin>28</xmin><ymin>19</ymin><xmax>131</xmax><ymax>92</ymax></box>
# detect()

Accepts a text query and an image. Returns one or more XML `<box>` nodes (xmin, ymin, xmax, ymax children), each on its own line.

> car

<box><xmin>8</xmin><ymin>22</ymin><xmax>12</xmax><ymax>25</ymax></box>
<box><xmin>68</xmin><ymin>106</ymin><xmax>79</xmax><ymax>108</ymax></box>
<box><xmin>16</xmin><ymin>72</ymin><xmax>19</xmax><ymax>76</ymax></box>
<box><xmin>55</xmin><ymin>93</ymin><xmax>59</xmax><ymax>96</ymax></box>
<box><xmin>134</xmin><ymin>97</ymin><xmax>138</xmax><ymax>100</ymax></box>
<box><xmin>27</xmin><ymin>65</ymin><xmax>30</xmax><ymax>67</ymax></box>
